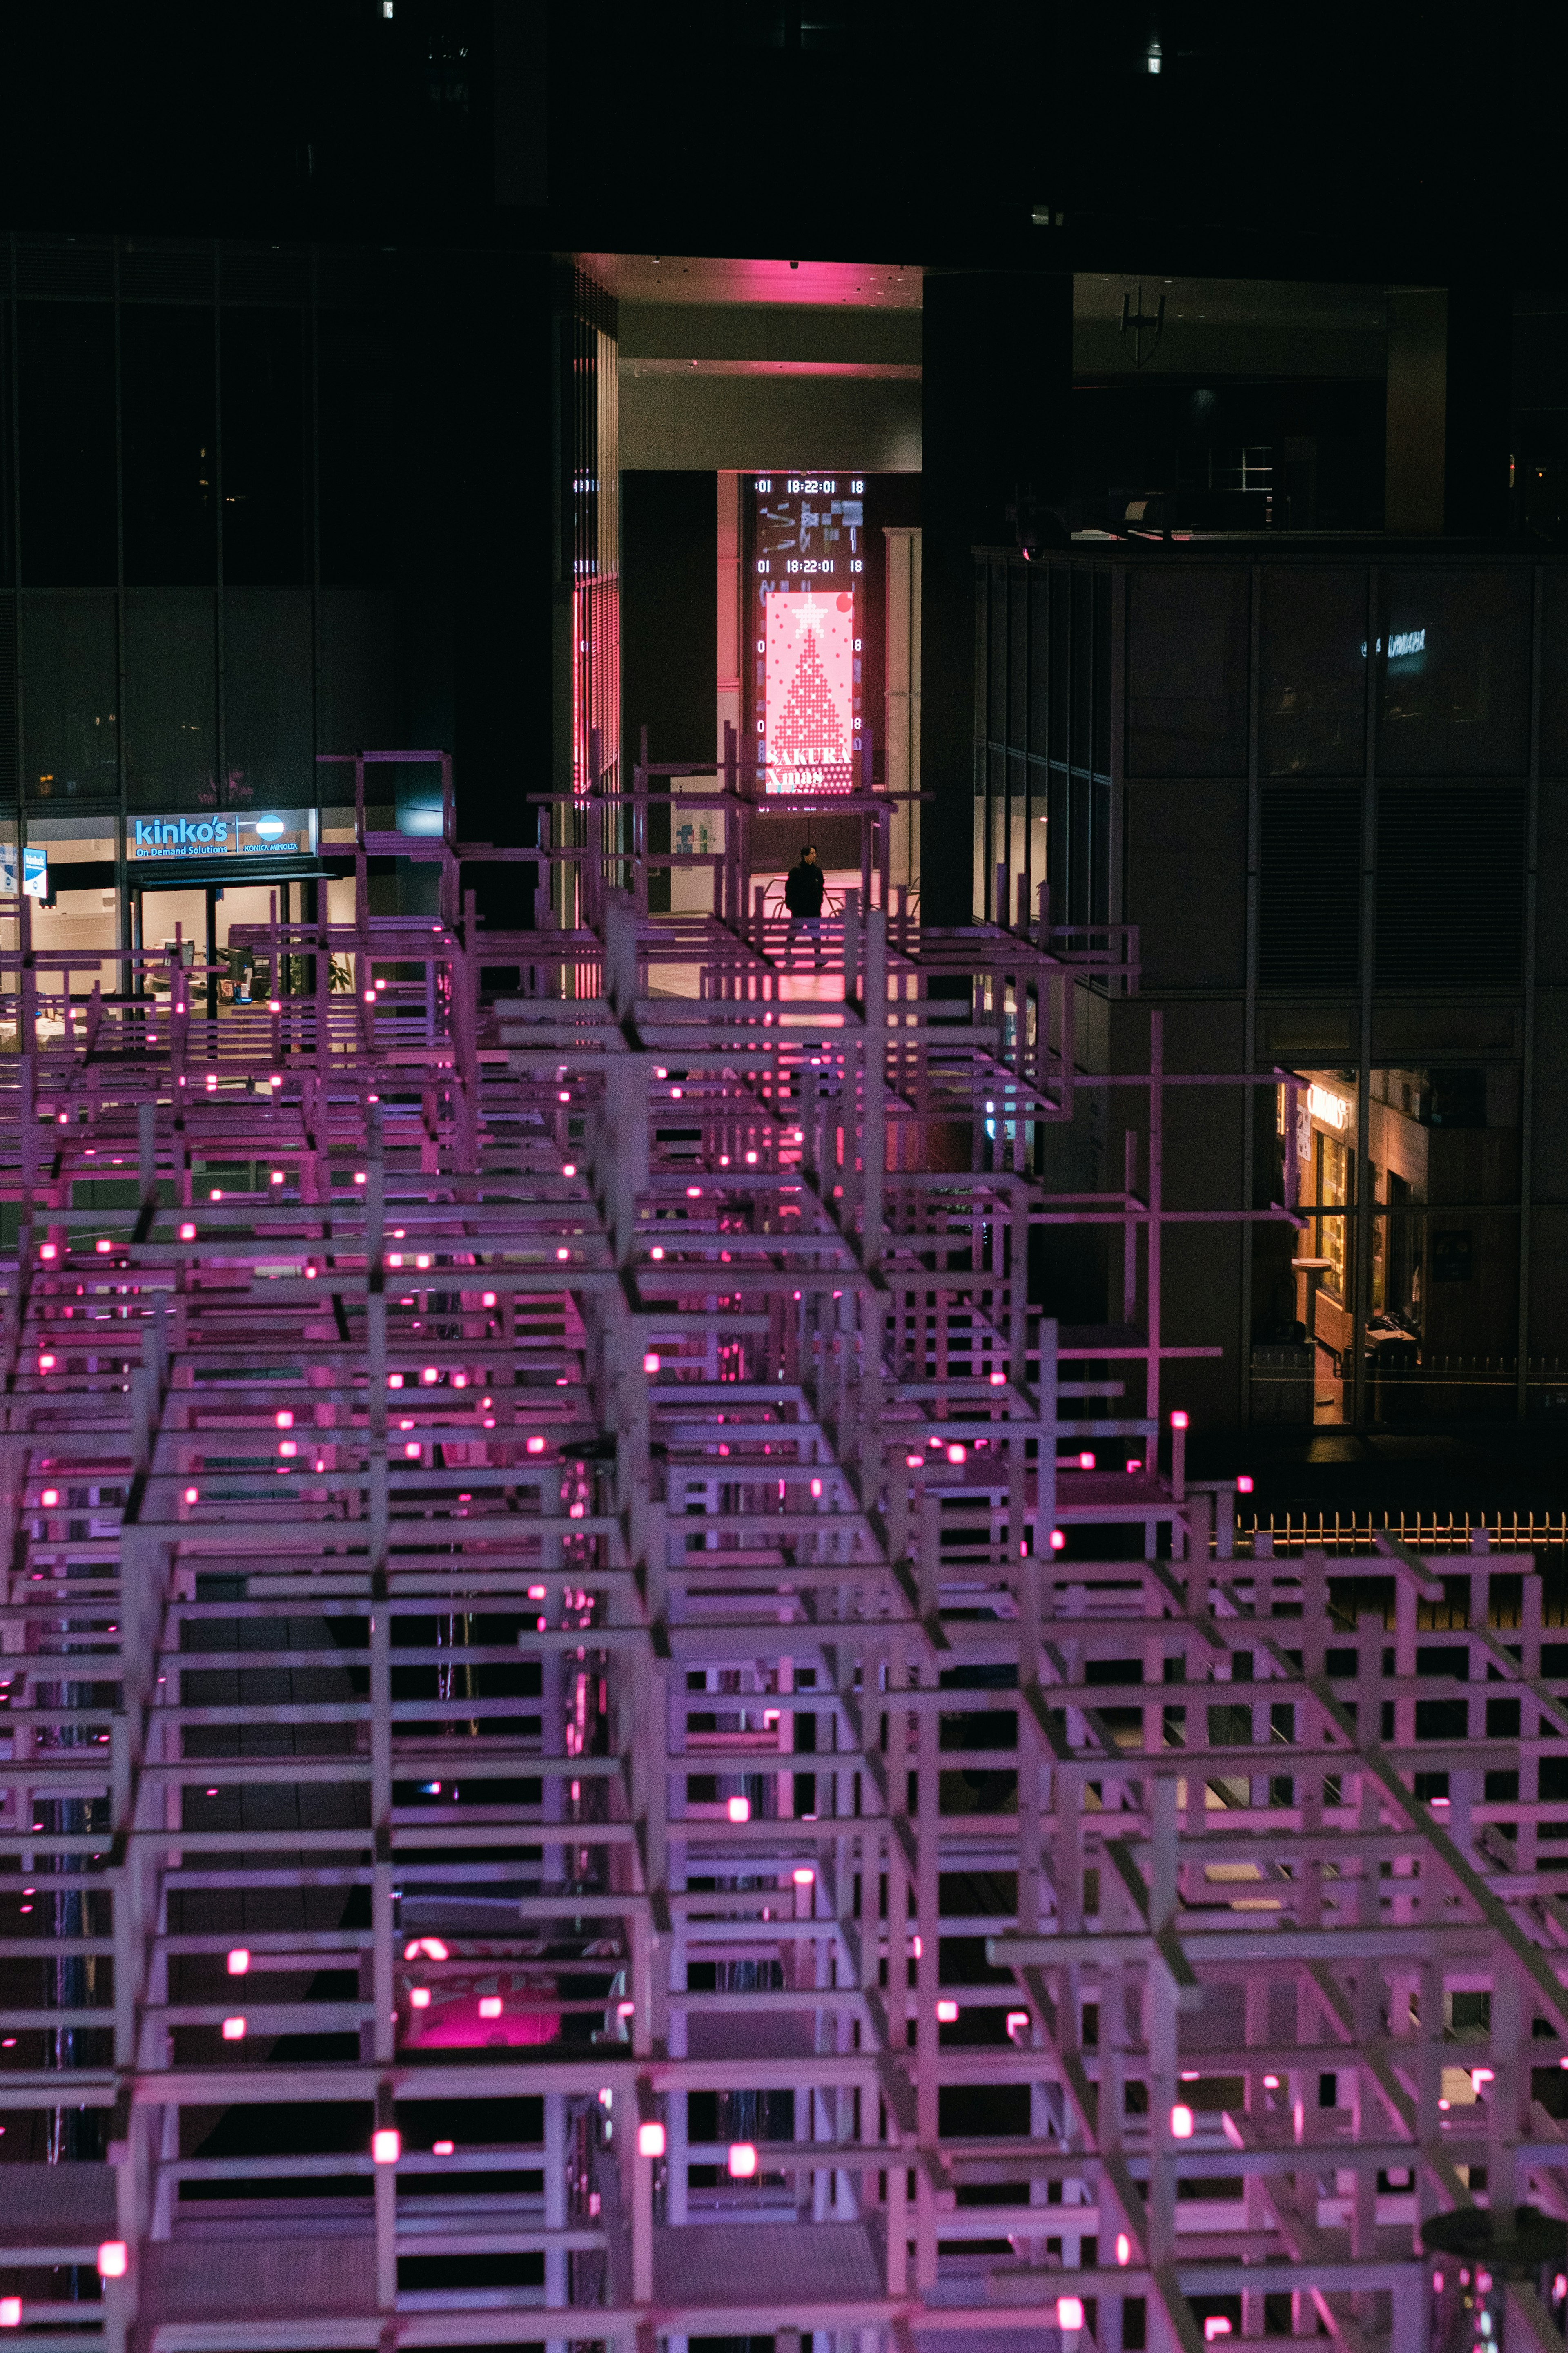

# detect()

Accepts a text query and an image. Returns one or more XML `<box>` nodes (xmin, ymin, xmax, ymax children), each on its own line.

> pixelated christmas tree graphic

<box><xmin>773</xmin><ymin>626</ymin><xmax>845</xmax><ymax>766</ymax></box>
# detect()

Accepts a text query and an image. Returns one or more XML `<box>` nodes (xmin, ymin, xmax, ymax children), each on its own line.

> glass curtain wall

<box><xmin>976</xmin><ymin>543</ymin><xmax>1550</xmax><ymax>1429</ymax></box>
<box><xmin>0</xmin><ymin>238</ymin><xmax>416</xmax><ymax>985</ymax></box>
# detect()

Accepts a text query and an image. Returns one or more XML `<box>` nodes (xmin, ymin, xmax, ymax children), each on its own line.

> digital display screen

<box><xmin>749</xmin><ymin>474</ymin><xmax>866</xmax><ymax>793</ymax></box>
<box><xmin>763</xmin><ymin>590</ymin><xmax>857</xmax><ymax>792</ymax></box>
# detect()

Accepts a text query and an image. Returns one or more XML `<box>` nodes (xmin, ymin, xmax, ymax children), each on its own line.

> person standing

<box><xmin>784</xmin><ymin>844</ymin><xmax>826</xmax><ymax>969</ymax></box>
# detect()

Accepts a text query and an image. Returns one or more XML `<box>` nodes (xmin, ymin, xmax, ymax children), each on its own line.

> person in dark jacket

<box><xmin>784</xmin><ymin>845</ymin><xmax>826</xmax><ymax>968</ymax></box>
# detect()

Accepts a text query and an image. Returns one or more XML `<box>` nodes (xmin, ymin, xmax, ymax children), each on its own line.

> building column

<box><xmin>919</xmin><ymin>272</ymin><xmax>1072</xmax><ymax>926</ymax></box>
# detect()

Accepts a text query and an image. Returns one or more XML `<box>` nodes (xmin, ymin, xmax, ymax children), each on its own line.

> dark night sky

<box><xmin>0</xmin><ymin>1</ymin><xmax>1560</xmax><ymax>290</ymax></box>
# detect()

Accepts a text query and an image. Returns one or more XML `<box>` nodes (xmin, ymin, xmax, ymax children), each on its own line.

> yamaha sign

<box><xmin>128</xmin><ymin>810</ymin><xmax>316</xmax><ymax>862</ymax></box>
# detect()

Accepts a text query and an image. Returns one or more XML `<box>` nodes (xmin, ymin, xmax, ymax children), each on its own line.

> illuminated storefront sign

<box><xmin>1</xmin><ymin>846</ymin><xmax>48</xmax><ymax>899</ymax></box>
<box><xmin>1360</xmin><ymin>628</ymin><xmax>1425</xmax><ymax>659</ymax></box>
<box><xmin>128</xmin><ymin>811</ymin><xmax>316</xmax><ymax>863</ymax></box>
<box><xmin>1308</xmin><ymin>1083</ymin><xmax>1350</xmax><ymax>1130</ymax></box>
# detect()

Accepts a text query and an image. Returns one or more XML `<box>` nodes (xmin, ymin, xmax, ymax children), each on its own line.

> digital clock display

<box><xmin>747</xmin><ymin>475</ymin><xmax>867</xmax><ymax>794</ymax></box>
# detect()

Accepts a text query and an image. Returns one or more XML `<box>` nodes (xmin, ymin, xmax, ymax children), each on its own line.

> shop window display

<box><xmin>1258</xmin><ymin>1064</ymin><xmax>1522</xmax><ymax>1427</ymax></box>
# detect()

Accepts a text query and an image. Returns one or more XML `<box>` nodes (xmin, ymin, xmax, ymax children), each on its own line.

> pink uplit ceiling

<box><xmin>577</xmin><ymin>253</ymin><xmax>922</xmax><ymax>308</ymax></box>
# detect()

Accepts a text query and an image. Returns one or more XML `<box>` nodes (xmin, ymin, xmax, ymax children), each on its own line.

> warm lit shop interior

<box><xmin>1260</xmin><ymin>1062</ymin><xmax>1521</xmax><ymax>1424</ymax></box>
<box><xmin>2</xmin><ymin>811</ymin><xmax>359</xmax><ymax>1031</ymax></box>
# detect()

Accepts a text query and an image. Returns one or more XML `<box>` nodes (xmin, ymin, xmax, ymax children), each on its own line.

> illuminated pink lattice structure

<box><xmin>0</xmin><ymin>747</ymin><xmax>1560</xmax><ymax>2353</ymax></box>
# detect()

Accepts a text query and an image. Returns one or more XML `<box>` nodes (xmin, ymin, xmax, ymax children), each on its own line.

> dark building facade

<box><xmin>973</xmin><ymin>540</ymin><xmax>1568</xmax><ymax>1433</ymax></box>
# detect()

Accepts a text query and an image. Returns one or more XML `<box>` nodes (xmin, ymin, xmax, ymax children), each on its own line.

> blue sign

<box><xmin>1</xmin><ymin>846</ymin><xmax>47</xmax><ymax>899</ymax></box>
<box><xmin>128</xmin><ymin>811</ymin><xmax>314</xmax><ymax>862</ymax></box>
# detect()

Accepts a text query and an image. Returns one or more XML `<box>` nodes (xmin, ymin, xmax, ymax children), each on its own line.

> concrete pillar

<box><xmin>1384</xmin><ymin>289</ymin><xmax>1448</xmax><ymax>533</ymax></box>
<box><xmin>920</xmin><ymin>271</ymin><xmax>1073</xmax><ymax>925</ymax></box>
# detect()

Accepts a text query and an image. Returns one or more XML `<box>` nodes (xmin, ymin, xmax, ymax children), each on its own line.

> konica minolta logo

<box><xmin>134</xmin><ymin>818</ymin><xmax>231</xmax><ymax>848</ymax></box>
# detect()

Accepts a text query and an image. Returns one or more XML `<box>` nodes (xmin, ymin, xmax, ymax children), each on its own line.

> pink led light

<box><xmin>727</xmin><ymin>1795</ymin><xmax>751</xmax><ymax>1823</ymax></box>
<box><xmin>479</xmin><ymin>1996</ymin><xmax>502</xmax><ymax>2018</ymax></box>
<box><xmin>1170</xmin><ymin>1409</ymin><xmax>1189</xmax><ymax>1430</ymax></box>
<box><xmin>650</xmin><ymin>1246</ymin><xmax>664</xmax><ymax>1260</ymax></box>
<box><xmin>1236</xmin><ymin>1474</ymin><xmax>1254</xmax><ymax>1493</ymax></box>
<box><xmin>0</xmin><ymin>2296</ymin><xmax>21</xmax><ymax>2325</ymax></box>
<box><xmin>38</xmin><ymin>1241</ymin><xmax>56</xmax><ymax>1260</ymax></box>
<box><xmin>227</xmin><ymin>1949</ymin><xmax>250</xmax><ymax>1976</ymax></box>
<box><xmin>1050</xmin><ymin>1529</ymin><xmax>1066</xmax><ymax>1551</ymax></box>
<box><xmin>1058</xmin><ymin>2298</ymin><xmax>1085</xmax><ymax>2332</ymax></box>
<box><xmin>527</xmin><ymin>1436</ymin><xmax>546</xmax><ymax>1454</ymax></box>
<box><xmin>221</xmin><ymin>2016</ymin><xmax>247</xmax><ymax>2041</ymax></box>
<box><xmin>371</xmin><ymin>2129</ymin><xmax>401</xmax><ymax>2166</ymax></box>
<box><xmin>405</xmin><ymin>1442</ymin><xmax>421</xmax><ymax>1459</ymax></box>
<box><xmin>183</xmin><ymin>1486</ymin><xmax>199</xmax><ymax>1505</ymax></box>
<box><xmin>1078</xmin><ymin>1451</ymin><xmax>1095</xmax><ymax>1469</ymax></box>
<box><xmin>946</xmin><ymin>1443</ymin><xmax>966</xmax><ymax>1465</ymax></box>
<box><xmin>180</xmin><ymin>1222</ymin><xmax>196</xmax><ymax>1240</ymax></box>
<box><xmin>906</xmin><ymin>1452</ymin><xmax>924</xmax><ymax>1468</ymax></box>
<box><xmin>421</xmin><ymin>1366</ymin><xmax>438</xmax><ymax>1383</ymax></box>
<box><xmin>37</xmin><ymin>1352</ymin><xmax>55</xmax><ymax>1371</ymax></box>
<box><xmin>1116</xmin><ymin>2233</ymin><xmax>1131</xmax><ymax>2266</ymax></box>
<box><xmin>276</xmin><ymin>1410</ymin><xmax>294</xmax><ymax>1429</ymax></box>
<box><xmin>1204</xmin><ymin>2322</ymin><xmax>1232</xmax><ymax>2342</ymax></box>
<box><xmin>96</xmin><ymin>1237</ymin><xmax>112</xmax><ymax>1254</ymax></box>
<box><xmin>562</xmin><ymin>1163</ymin><xmax>576</xmax><ymax>1176</ymax></box>
<box><xmin>643</xmin><ymin>1352</ymin><xmax>660</xmax><ymax>1373</ymax></box>
<box><xmin>410</xmin><ymin>1987</ymin><xmax>431</xmax><ymax>2009</ymax></box>
<box><xmin>482</xmin><ymin>1291</ymin><xmax>497</xmax><ymax>1306</ymax></box>
<box><xmin>39</xmin><ymin>1489</ymin><xmax>58</xmax><ymax>1509</ymax></box>
<box><xmin>97</xmin><ymin>2243</ymin><xmax>128</xmax><ymax>2281</ymax></box>
<box><xmin>935</xmin><ymin>1998</ymin><xmax>958</xmax><ymax>2023</ymax></box>
<box><xmin>638</xmin><ymin>2121</ymin><xmax>666</xmax><ymax>2157</ymax></box>
<box><xmin>432</xmin><ymin>2138</ymin><xmax>455</xmax><ymax>2155</ymax></box>
<box><xmin>687</xmin><ymin>1185</ymin><xmax>702</xmax><ymax>1198</ymax></box>
<box><xmin>1170</xmin><ymin>2105</ymin><xmax>1194</xmax><ymax>2138</ymax></box>
<box><xmin>810</xmin><ymin>1476</ymin><xmax>822</xmax><ymax>1497</ymax></box>
<box><xmin>989</xmin><ymin>1370</ymin><xmax>1006</xmax><ymax>1386</ymax></box>
<box><xmin>726</xmin><ymin>2142</ymin><xmax>758</xmax><ymax>2179</ymax></box>
<box><xmin>793</xmin><ymin>1866</ymin><xmax>815</xmax><ymax>1886</ymax></box>
<box><xmin>1006</xmin><ymin>2010</ymin><xmax>1029</xmax><ymax>2039</ymax></box>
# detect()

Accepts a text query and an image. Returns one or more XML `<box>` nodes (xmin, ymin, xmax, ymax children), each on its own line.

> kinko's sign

<box><xmin>128</xmin><ymin>811</ymin><xmax>316</xmax><ymax>862</ymax></box>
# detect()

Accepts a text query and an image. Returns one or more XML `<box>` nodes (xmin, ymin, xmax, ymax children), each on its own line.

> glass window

<box><xmin>1048</xmin><ymin>565</ymin><xmax>1068</xmax><ymax>762</ymax></box>
<box><xmin>1541</xmin><ymin>568</ymin><xmax>1568</xmax><ymax>776</ymax></box>
<box><xmin>1260</xmin><ymin>568</ymin><xmax>1367</xmax><ymax>776</ymax></box>
<box><xmin>1007</xmin><ymin>565</ymin><xmax>1029</xmax><ymax>754</ymax></box>
<box><xmin>220</xmin><ymin>310</ymin><xmax>307</xmax><ymax>585</ymax></box>
<box><xmin>1127</xmin><ymin>567</ymin><xmax>1248</xmax><ymax>776</ymax></box>
<box><xmin>20</xmin><ymin>593</ymin><xmax>119</xmax><ymax>801</ymax></box>
<box><xmin>121</xmin><ymin>306</ymin><xmax>217</xmax><ymax>585</ymax></box>
<box><xmin>1377</xmin><ymin>569</ymin><xmax>1530</xmax><ymax>775</ymax></box>
<box><xmin>318</xmin><ymin>309</ymin><xmax>399</xmax><ymax>588</ymax></box>
<box><xmin>317</xmin><ymin>591</ymin><xmax>396</xmax><ymax>765</ymax></box>
<box><xmin>17</xmin><ymin>304</ymin><xmax>116</xmax><ymax>586</ymax></box>
<box><xmin>224</xmin><ymin>591</ymin><xmax>314</xmax><ymax>807</ymax></box>
<box><xmin>1365</xmin><ymin>1064</ymin><xmax>1520</xmax><ymax>1424</ymax></box>
<box><xmin>1375</xmin><ymin>783</ymin><xmax>1526</xmax><ymax>988</ymax></box>
<box><xmin>123</xmin><ymin>589</ymin><xmax>217</xmax><ymax>809</ymax></box>
<box><xmin>1027</xmin><ymin>566</ymin><xmax>1050</xmax><ymax>759</ymax></box>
